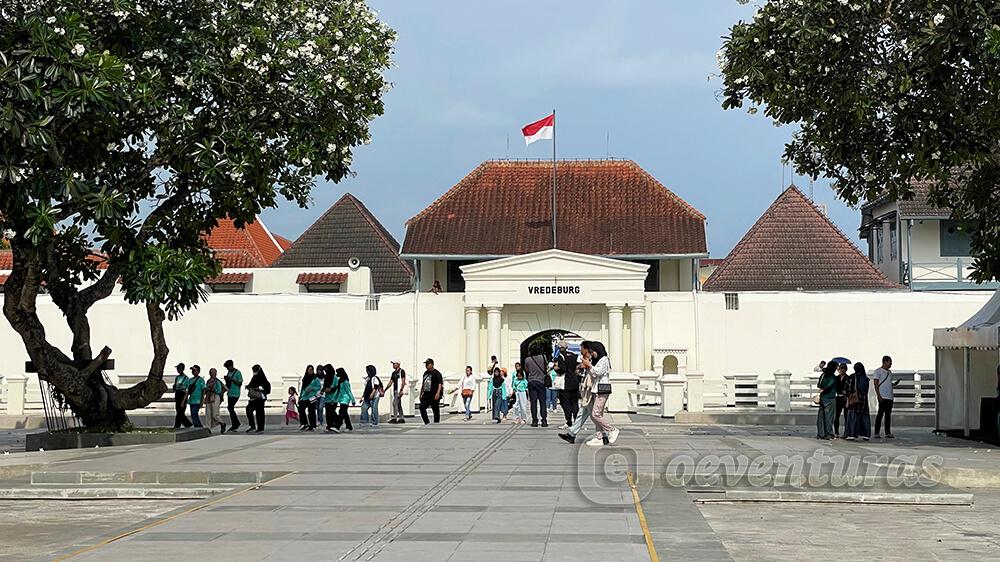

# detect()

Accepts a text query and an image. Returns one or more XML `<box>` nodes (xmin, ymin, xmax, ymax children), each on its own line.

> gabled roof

<box><xmin>704</xmin><ymin>187</ymin><xmax>899</xmax><ymax>292</ymax></box>
<box><xmin>204</xmin><ymin>216</ymin><xmax>286</xmax><ymax>268</ymax></box>
<box><xmin>861</xmin><ymin>180</ymin><xmax>952</xmax><ymax>221</ymax></box>
<box><xmin>401</xmin><ymin>160</ymin><xmax>707</xmax><ymax>257</ymax></box>
<box><xmin>273</xmin><ymin>193</ymin><xmax>413</xmax><ymax>293</ymax></box>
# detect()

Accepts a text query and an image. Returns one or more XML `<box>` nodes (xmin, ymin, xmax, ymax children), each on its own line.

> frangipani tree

<box><xmin>0</xmin><ymin>0</ymin><xmax>394</xmax><ymax>430</ymax></box>
<box><xmin>719</xmin><ymin>0</ymin><xmax>1000</xmax><ymax>281</ymax></box>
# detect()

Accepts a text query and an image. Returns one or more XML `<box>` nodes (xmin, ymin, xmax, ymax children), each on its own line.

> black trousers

<box><xmin>173</xmin><ymin>391</ymin><xmax>192</xmax><ymax>428</ymax></box>
<box><xmin>419</xmin><ymin>395</ymin><xmax>440</xmax><ymax>424</ymax></box>
<box><xmin>227</xmin><ymin>395</ymin><xmax>240</xmax><ymax>429</ymax></box>
<box><xmin>527</xmin><ymin>381</ymin><xmax>547</xmax><ymax>424</ymax></box>
<box><xmin>875</xmin><ymin>398</ymin><xmax>894</xmax><ymax>435</ymax></box>
<box><xmin>332</xmin><ymin>404</ymin><xmax>353</xmax><ymax>430</ymax></box>
<box><xmin>299</xmin><ymin>400</ymin><xmax>317</xmax><ymax>429</ymax></box>
<box><xmin>834</xmin><ymin>396</ymin><xmax>847</xmax><ymax>435</ymax></box>
<box><xmin>325</xmin><ymin>403</ymin><xmax>338</xmax><ymax>429</ymax></box>
<box><xmin>246</xmin><ymin>399</ymin><xmax>265</xmax><ymax>431</ymax></box>
<box><xmin>559</xmin><ymin>390</ymin><xmax>579</xmax><ymax>425</ymax></box>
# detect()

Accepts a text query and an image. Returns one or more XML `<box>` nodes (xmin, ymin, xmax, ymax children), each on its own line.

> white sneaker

<box><xmin>608</xmin><ymin>428</ymin><xmax>620</xmax><ymax>444</ymax></box>
<box><xmin>585</xmin><ymin>436</ymin><xmax>604</xmax><ymax>447</ymax></box>
<box><xmin>558</xmin><ymin>424</ymin><xmax>569</xmax><ymax>430</ymax></box>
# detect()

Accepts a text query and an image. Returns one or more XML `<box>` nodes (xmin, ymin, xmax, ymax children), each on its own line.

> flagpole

<box><xmin>551</xmin><ymin>109</ymin><xmax>557</xmax><ymax>249</ymax></box>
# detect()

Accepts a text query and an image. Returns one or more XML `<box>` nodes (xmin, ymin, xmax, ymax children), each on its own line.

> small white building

<box><xmin>860</xmin><ymin>181</ymin><xmax>998</xmax><ymax>291</ymax></box>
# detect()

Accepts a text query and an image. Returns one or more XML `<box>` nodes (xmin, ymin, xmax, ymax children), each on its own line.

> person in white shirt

<box><xmin>459</xmin><ymin>366</ymin><xmax>477</xmax><ymax>421</ymax></box>
<box><xmin>580</xmin><ymin>340</ymin><xmax>619</xmax><ymax>447</ymax></box>
<box><xmin>872</xmin><ymin>355</ymin><xmax>899</xmax><ymax>438</ymax></box>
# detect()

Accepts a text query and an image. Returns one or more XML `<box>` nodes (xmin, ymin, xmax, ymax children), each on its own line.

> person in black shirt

<box><xmin>833</xmin><ymin>362</ymin><xmax>848</xmax><ymax>437</ymax></box>
<box><xmin>555</xmin><ymin>341</ymin><xmax>580</xmax><ymax>428</ymax></box>
<box><xmin>388</xmin><ymin>360</ymin><xmax>407</xmax><ymax>424</ymax></box>
<box><xmin>419</xmin><ymin>358</ymin><xmax>444</xmax><ymax>424</ymax></box>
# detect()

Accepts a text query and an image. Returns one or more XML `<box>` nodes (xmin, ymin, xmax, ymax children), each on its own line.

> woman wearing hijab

<box><xmin>314</xmin><ymin>364</ymin><xmax>326</xmax><ymax>426</ymax></box>
<box><xmin>330</xmin><ymin>367</ymin><xmax>355</xmax><ymax>432</ymax></box>
<box><xmin>488</xmin><ymin>366</ymin><xmax>508</xmax><ymax>424</ymax></box>
<box><xmin>322</xmin><ymin>364</ymin><xmax>339</xmax><ymax>432</ymax></box>
<box><xmin>297</xmin><ymin>365</ymin><xmax>315</xmax><ymax>430</ymax></box>
<box><xmin>298</xmin><ymin>367</ymin><xmax>322</xmax><ymax>431</ymax></box>
<box><xmin>844</xmin><ymin>362</ymin><xmax>872</xmax><ymax>440</ymax></box>
<box><xmin>816</xmin><ymin>361</ymin><xmax>839</xmax><ymax>440</ymax></box>
<box><xmin>360</xmin><ymin>365</ymin><xmax>384</xmax><ymax>427</ymax></box>
<box><xmin>245</xmin><ymin>364</ymin><xmax>271</xmax><ymax>433</ymax></box>
<box><xmin>580</xmin><ymin>341</ymin><xmax>618</xmax><ymax>447</ymax></box>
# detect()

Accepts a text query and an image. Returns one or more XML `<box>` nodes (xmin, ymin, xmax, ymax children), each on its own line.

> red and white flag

<box><xmin>522</xmin><ymin>113</ymin><xmax>554</xmax><ymax>145</ymax></box>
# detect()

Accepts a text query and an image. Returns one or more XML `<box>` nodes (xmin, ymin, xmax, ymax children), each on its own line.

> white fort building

<box><xmin>0</xmin><ymin>160</ymin><xmax>993</xmax><ymax>421</ymax></box>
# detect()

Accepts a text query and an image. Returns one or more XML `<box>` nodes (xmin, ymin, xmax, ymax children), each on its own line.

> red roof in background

<box><xmin>700</xmin><ymin>258</ymin><xmax>726</xmax><ymax>267</ymax></box>
<box><xmin>0</xmin><ymin>274</ymin><xmax>7</xmax><ymax>286</ymax></box>
<box><xmin>296</xmin><ymin>272</ymin><xmax>347</xmax><ymax>285</ymax></box>
<box><xmin>204</xmin><ymin>216</ymin><xmax>285</xmax><ymax>268</ymax></box>
<box><xmin>205</xmin><ymin>272</ymin><xmax>252</xmax><ymax>285</ymax></box>
<box><xmin>401</xmin><ymin>160</ymin><xmax>707</xmax><ymax>257</ymax></box>
<box><xmin>704</xmin><ymin>187</ymin><xmax>899</xmax><ymax>292</ymax></box>
<box><xmin>0</xmin><ymin>251</ymin><xmax>11</xmax><ymax>270</ymax></box>
<box><xmin>274</xmin><ymin>234</ymin><xmax>293</xmax><ymax>251</ymax></box>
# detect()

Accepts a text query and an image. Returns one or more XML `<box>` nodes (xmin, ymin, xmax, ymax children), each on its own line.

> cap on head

<box><xmin>424</xmin><ymin>358</ymin><xmax>434</xmax><ymax>365</ymax></box>
<box><xmin>175</xmin><ymin>362</ymin><xmax>185</xmax><ymax>371</ymax></box>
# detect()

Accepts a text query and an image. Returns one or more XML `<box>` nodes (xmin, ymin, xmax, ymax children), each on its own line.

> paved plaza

<box><xmin>1</xmin><ymin>415</ymin><xmax>1000</xmax><ymax>561</ymax></box>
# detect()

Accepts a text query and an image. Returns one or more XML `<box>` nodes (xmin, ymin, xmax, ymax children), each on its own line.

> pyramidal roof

<box><xmin>273</xmin><ymin>193</ymin><xmax>413</xmax><ymax>293</ymax></box>
<box><xmin>204</xmin><ymin>216</ymin><xmax>286</xmax><ymax>268</ymax></box>
<box><xmin>703</xmin><ymin>186</ymin><xmax>899</xmax><ymax>292</ymax></box>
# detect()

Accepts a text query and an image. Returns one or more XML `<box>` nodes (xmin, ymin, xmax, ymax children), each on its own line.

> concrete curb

<box><xmin>29</xmin><ymin>470</ymin><xmax>289</xmax><ymax>485</ymax></box>
<box><xmin>674</xmin><ymin>410</ymin><xmax>935</xmax><ymax>427</ymax></box>
<box><xmin>696</xmin><ymin>489</ymin><xmax>974</xmax><ymax>505</ymax></box>
<box><xmin>0</xmin><ymin>486</ymin><xmax>228</xmax><ymax>500</ymax></box>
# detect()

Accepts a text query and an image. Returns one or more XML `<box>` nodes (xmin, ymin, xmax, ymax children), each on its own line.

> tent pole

<box><xmin>964</xmin><ymin>348</ymin><xmax>971</xmax><ymax>437</ymax></box>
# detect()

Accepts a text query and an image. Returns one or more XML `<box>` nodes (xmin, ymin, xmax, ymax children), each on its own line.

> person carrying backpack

<box><xmin>360</xmin><ymin>365</ymin><xmax>384</xmax><ymax>427</ymax></box>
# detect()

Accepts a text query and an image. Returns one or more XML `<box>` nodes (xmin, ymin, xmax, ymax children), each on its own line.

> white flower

<box><xmin>326</xmin><ymin>143</ymin><xmax>337</xmax><ymax>153</ymax></box>
<box><xmin>174</xmin><ymin>76</ymin><xmax>186</xmax><ymax>87</ymax></box>
<box><xmin>53</xmin><ymin>27</ymin><xmax>65</xmax><ymax>35</ymax></box>
<box><xmin>71</xmin><ymin>44</ymin><xmax>85</xmax><ymax>56</ymax></box>
<box><xmin>112</xmin><ymin>9</ymin><xmax>128</xmax><ymax>20</ymax></box>
<box><xmin>928</xmin><ymin>122</ymin><xmax>938</xmax><ymax>131</ymax></box>
<box><xmin>301</xmin><ymin>157</ymin><xmax>311</xmax><ymax>167</ymax></box>
<box><xmin>764</xmin><ymin>49</ymin><xmax>776</xmax><ymax>58</ymax></box>
<box><xmin>336</xmin><ymin>77</ymin><xmax>348</xmax><ymax>90</ymax></box>
<box><xmin>2</xmin><ymin>229</ymin><xmax>16</xmax><ymax>240</ymax></box>
<box><xmin>273</xmin><ymin>111</ymin><xmax>280</xmax><ymax>119</ymax></box>
<box><xmin>45</xmin><ymin>16</ymin><xmax>56</xmax><ymax>24</ymax></box>
<box><xmin>261</xmin><ymin>53</ymin><xmax>272</xmax><ymax>63</ymax></box>
<box><xmin>838</xmin><ymin>0</ymin><xmax>848</xmax><ymax>5</ymax></box>
<box><xmin>831</xmin><ymin>34</ymin><xmax>842</xmax><ymax>43</ymax></box>
<box><xmin>932</xmin><ymin>151</ymin><xmax>941</xmax><ymax>160</ymax></box>
<box><xmin>229</xmin><ymin>170</ymin><xmax>244</xmax><ymax>181</ymax></box>
<box><xmin>933</xmin><ymin>13</ymin><xmax>945</xmax><ymax>26</ymax></box>
<box><xmin>231</xmin><ymin>43</ymin><xmax>247</xmax><ymax>58</ymax></box>
<box><xmin>323</xmin><ymin>73</ymin><xmax>333</xmax><ymax>83</ymax></box>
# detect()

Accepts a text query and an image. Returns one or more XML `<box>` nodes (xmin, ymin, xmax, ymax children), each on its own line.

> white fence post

<box><xmin>686</xmin><ymin>372</ymin><xmax>704</xmax><ymax>413</ymax></box>
<box><xmin>5</xmin><ymin>373</ymin><xmax>28</xmax><ymax>416</ymax></box>
<box><xmin>913</xmin><ymin>371</ymin><xmax>922</xmax><ymax>409</ymax></box>
<box><xmin>659</xmin><ymin>374</ymin><xmax>685</xmax><ymax>417</ymax></box>
<box><xmin>773</xmin><ymin>370</ymin><xmax>792</xmax><ymax>412</ymax></box>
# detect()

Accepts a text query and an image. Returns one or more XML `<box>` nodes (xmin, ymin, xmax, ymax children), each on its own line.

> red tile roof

<box><xmin>274</xmin><ymin>234</ymin><xmax>294</xmax><ymax>251</ymax></box>
<box><xmin>401</xmin><ymin>160</ymin><xmax>707</xmax><ymax>257</ymax></box>
<box><xmin>0</xmin><ymin>274</ymin><xmax>7</xmax><ymax>286</ymax></box>
<box><xmin>204</xmin><ymin>217</ymin><xmax>285</xmax><ymax>268</ymax></box>
<box><xmin>0</xmin><ymin>251</ymin><xmax>10</xmax><ymax>270</ymax></box>
<box><xmin>205</xmin><ymin>272</ymin><xmax>252</xmax><ymax>285</ymax></box>
<box><xmin>704</xmin><ymin>187</ymin><xmax>899</xmax><ymax>292</ymax></box>
<box><xmin>296</xmin><ymin>272</ymin><xmax>348</xmax><ymax>285</ymax></box>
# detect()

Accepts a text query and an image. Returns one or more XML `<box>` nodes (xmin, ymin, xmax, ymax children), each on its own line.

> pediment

<box><xmin>461</xmin><ymin>249</ymin><xmax>648</xmax><ymax>281</ymax></box>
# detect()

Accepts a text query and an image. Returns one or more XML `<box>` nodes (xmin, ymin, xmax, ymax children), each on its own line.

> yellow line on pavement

<box><xmin>52</xmin><ymin>471</ymin><xmax>298</xmax><ymax>562</ymax></box>
<box><xmin>627</xmin><ymin>471</ymin><xmax>660</xmax><ymax>562</ymax></box>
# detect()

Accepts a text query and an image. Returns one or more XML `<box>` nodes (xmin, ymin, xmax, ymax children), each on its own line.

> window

<box><xmin>366</xmin><ymin>294</ymin><xmax>380</xmax><ymax>311</ymax></box>
<box><xmin>208</xmin><ymin>283</ymin><xmax>245</xmax><ymax>293</ymax></box>
<box><xmin>446</xmin><ymin>260</ymin><xmax>474</xmax><ymax>293</ymax></box>
<box><xmin>725</xmin><ymin>293</ymin><xmax>739</xmax><ymax>311</ymax></box>
<box><xmin>940</xmin><ymin>220</ymin><xmax>972</xmax><ymax>257</ymax></box>
<box><xmin>875</xmin><ymin>225</ymin><xmax>884</xmax><ymax>264</ymax></box>
<box><xmin>302</xmin><ymin>283</ymin><xmax>341</xmax><ymax>293</ymax></box>
<box><xmin>889</xmin><ymin>221</ymin><xmax>898</xmax><ymax>261</ymax></box>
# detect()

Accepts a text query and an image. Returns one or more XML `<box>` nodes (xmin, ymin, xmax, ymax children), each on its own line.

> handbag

<box><xmin>507</xmin><ymin>395</ymin><xmax>517</xmax><ymax>408</ymax></box>
<box><xmin>247</xmin><ymin>388</ymin><xmax>265</xmax><ymax>401</ymax></box>
<box><xmin>552</xmin><ymin>376</ymin><xmax>565</xmax><ymax>391</ymax></box>
<box><xmin>596</xmin><ymin>382</ymin><xmax>612</xmax><ymax>395</ymax></box>
<box><xmin>461</xmin><ymin>389</ymin><xmax>474</xmax><ymax>398</ymax></box>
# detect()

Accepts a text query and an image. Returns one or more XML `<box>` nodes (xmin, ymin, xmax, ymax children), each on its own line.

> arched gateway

<box><xmin>459</xmin><ymin>249</ymin><xmax>650</xmax><ymax>372</ymax></box>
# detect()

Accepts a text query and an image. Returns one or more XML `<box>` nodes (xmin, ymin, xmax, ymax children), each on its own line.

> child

<box><xmin>512</xmin><ymin>371</ymin><xmax>529</xmax><ymax>425</ymax></box>
<box><xmin>285</xmin><ymin>387</ymin><xmax>299</xmax><ymax>425</ymax></box>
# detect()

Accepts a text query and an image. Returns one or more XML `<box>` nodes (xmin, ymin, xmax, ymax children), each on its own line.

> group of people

<box><xmin>815</xmin><ymin>355</ymin><xmax>898</xmax><ymax>440</ymax></box>
<box><xmin>171</xmin><ymin>360</ymin><xmax>270</xmax><ymax>433</ymax></box>
<box><xmin>286</xmin><ymin>361</ymin><xmax>410</xmax><ymax>432</ymax></box>
<box><xmin>454</xmin><ymin>339</ymin><xmax>620</xmax><ymax>447</ymax></box>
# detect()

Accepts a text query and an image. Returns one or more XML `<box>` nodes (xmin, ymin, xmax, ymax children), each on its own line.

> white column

<box><xmin>607</xmin><ymin>305</ymin><xmax>624</xmax><ymax>369</ymax></box>
<box><xmin>5</xmin><ymin>373</ymin><xmax>28</xmax><ymax>416</ymax></box>
<box><xmin>465</xmin><ymin>305</ymin><xmax>481</xmax><ymax>372</ymax></box>
<box><xmin>659</xmin><ymin>374</ymin><xmax>686</xmax><ymax>417</ymax></box>
<box><xmin>486</xmin><ymin>306</ymin><xmax>502</xmax><ymax>369</ymax></box>
<box><xmin>629</xmin><ymin>305</ymin><xmax>646</xmax><ymax>373</ymax></box>
<box><xmin>773</xmin><ymin>370</ymin><xmax>792</xmax><ymax>413</ymax></box>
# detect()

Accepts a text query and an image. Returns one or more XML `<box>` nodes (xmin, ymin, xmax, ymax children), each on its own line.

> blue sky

<box><xmin>261</xmin><ymin>0</ymin><xmax>862</xmax><ymax>257</ymax></box>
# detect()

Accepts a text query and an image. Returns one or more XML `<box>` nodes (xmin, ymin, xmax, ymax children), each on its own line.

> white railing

<box><xmin>911</xmin><ymin>258</ymin><xmax>975</xmax><ymax>285</ymax></box>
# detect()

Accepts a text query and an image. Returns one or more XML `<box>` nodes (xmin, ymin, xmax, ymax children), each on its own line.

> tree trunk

<box><xmin>2</xmin><ymin>246</ymin><xmax>168</xmax><ymax>432</ymax></box>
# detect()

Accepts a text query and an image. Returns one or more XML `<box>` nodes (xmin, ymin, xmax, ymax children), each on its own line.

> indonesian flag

<box><xmin>522</xmin><ymin>113</ymin><xmax>554</xmax><ymax>145</ymax></box>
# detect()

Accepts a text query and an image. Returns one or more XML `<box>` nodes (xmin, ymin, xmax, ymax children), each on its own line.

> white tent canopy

<box><xmin>933</xmin><ymin>290</ymin><xmax>1000</xmax><ymax>435</ymax></box>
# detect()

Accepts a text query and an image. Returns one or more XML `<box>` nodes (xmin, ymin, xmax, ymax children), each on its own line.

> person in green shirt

<box><xmin>816</xmin><ymin>361</ymin><xmax>839</xmax><ymax>440</ymax></box>
<box><xmin>298</xmin><ymin>371</ymin><xmax>323</xmax><ymax>431</ymax></box>
<box><xmin>186</xmin><ymin>365</ymin><xmax>206</xmax><ymax>428</ymax></box>
<box><xmin>172</xmin><ymin>362</ymin><xmax>193</xmax><ymax>429</ymax></box>
<box><xmin>223</xmin><ymin>359</ymin><xmax>243</xmax><ymax>432</ymax></box>
<box><xmin>327</xmin><ymin>368</ymin><xmax>355</xmax><ymax>433</ymax></box>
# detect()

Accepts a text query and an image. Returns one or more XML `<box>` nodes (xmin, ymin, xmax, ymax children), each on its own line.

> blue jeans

<box><xmin>463</xmin><ymin>395</ymin><xmax>473</xmax><ymax>418</ymax></box>
<box><xmin>567</xmin><ymin>402</ymin><xmax>593</xmax><ymax>437</ymax></box>
<box><xmin>491</xmin><ymin>391</ymin><xmax>506</xmax><ymax>420</ymax></box>
<box><xmin>547</xmin><ymin>389</ymin><xmax>558</xmax><ymax>409</ymax></box>
<box><xmin>360</xmin><ymin>397</ymin><xmax>380</xmax><ymax>426</ymax></box>
<box><xmin>317</xmin><ymin>396</ymin><xmax>325</xmax><ymax>423</ymax></box>
<box><xmin>189</xmin><ymin>404</ymin><xmax>202</xmax><ymax>428</ymax></box>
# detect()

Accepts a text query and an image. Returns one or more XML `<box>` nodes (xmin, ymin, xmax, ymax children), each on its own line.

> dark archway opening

<box><xmin>519</xmin><ymin>329</ymin><xmax>583</xmax><ymax>366</ymax></box>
